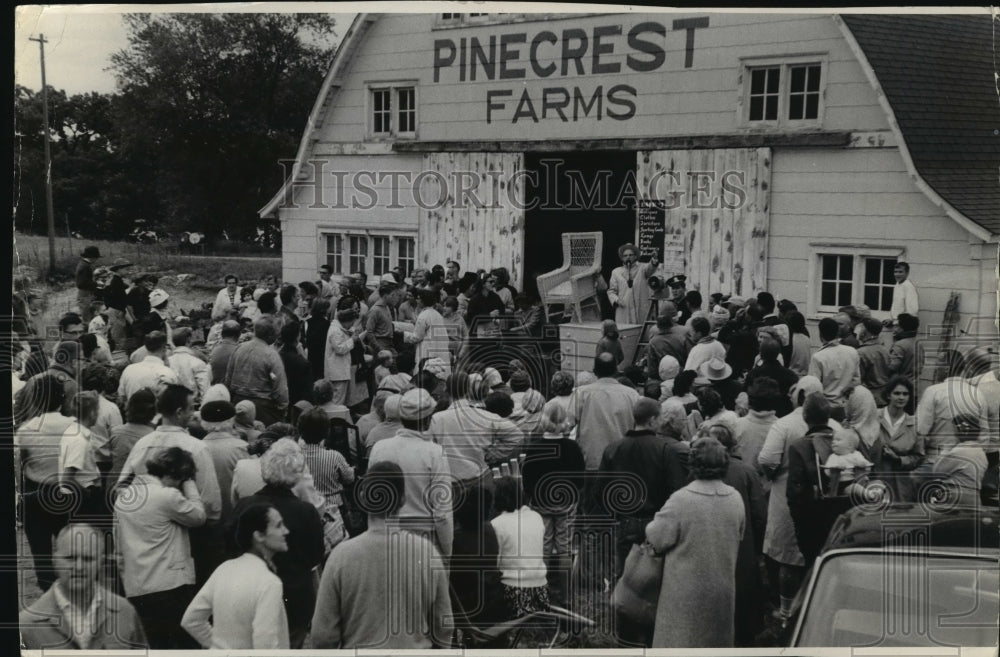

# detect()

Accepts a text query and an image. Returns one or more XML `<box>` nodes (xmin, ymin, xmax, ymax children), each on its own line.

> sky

<box><xmin>13</xmin><ymin>4</ymin><xmax>364</xmax><ymax>95</ymax></box>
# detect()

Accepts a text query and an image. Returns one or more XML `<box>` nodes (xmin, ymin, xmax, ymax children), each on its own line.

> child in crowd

<box><xmin>823</xmin><ymin>429</ymin><xmax>873</xmax><ymax>494</ymax></box>
<box><xmin>490</xmin><ymin>476</ymin><xmax>549</xmax><ymax>619</ymax></box>
<box><xmin>595</xmin><ymin>320</ymin><xmax>625</xmax><ymax>369</ymax></box>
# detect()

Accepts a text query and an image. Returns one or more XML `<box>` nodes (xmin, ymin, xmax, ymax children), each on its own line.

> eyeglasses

<box><xmin>65</xmin><ymin>327</ymin><xmax>86</xmax><ymax>335</ymax></box>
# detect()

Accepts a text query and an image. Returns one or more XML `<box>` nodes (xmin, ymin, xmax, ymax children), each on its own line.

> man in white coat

<box><xmin>607</xmin><ymin>243</ymin><xmax>660</xmax><ymax>324</ymax></box>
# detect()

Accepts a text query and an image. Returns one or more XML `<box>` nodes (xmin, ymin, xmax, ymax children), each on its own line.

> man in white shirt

<box><xmin>808</xmin><ymin>318</ymin><xmax>861</xmax><ymax>418</ymax></box>
<box><xmin>685</xmin><ymin>316</ymin><xmax>728</xmax><ymax>373</ymax></box>
<box><xmin>118</xmin><ymin>332</ymin><xmax>178</xmax><ymax>405</ymax></box>
<box><xmin>566</xmin><ymin>353</ymin><xmax>641</xmax><ymax>470</ymax></box>
<box><xmin>168</xmin><ymin>327</ymin><xmax>211</xmax><ymax>404</ymax></box>
<box><xmin>887</xmin><ymin>261</ymin><xmax>919</xmax><ymax>325</ymax></box>
<box><xmin>211</xmin><ymin>274</ymin><xmax>242</xmax><ymax>322</ymax></box>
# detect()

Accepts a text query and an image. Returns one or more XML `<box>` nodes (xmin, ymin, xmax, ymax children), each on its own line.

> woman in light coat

<box><xmin>324</xmin><ymin>307</ymin><xmax>363</xmax><ymax>406</ymax></box>
<box><xmin>646</xmin><ymin>436</ymin><xmax>745</xmax><ymax>648</ymax></box>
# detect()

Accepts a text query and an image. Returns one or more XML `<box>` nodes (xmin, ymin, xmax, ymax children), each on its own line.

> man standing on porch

<box><xmin>608</xmin><ymin>243</ymin><xmax>660</xmax><ymax>324</ymax></box>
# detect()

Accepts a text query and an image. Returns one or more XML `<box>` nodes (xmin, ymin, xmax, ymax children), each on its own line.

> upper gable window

<box><xmin>742</xmin><ymin>57</ymin><xmax>826</xmax><ymax>126</ymax></box>
<box><xmin>367</xmin><ymin>82</ymin><xmax>417</xmax><ymax>139</ymax></box>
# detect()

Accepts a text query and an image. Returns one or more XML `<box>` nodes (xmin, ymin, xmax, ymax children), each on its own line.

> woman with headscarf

<box><xmin>657</xmin><ymin>355</ymin><xmax>681</xmax><ymax>400</ymax></box>
<box><xmin>607</xmin><ymin>243</ymin><xmax>660</xmax><ymax>325</ymax></box>
<box><xmin>842</xmin><ymin>386</ymin><xmax>883</xmax><ymax>468</ymax></box>
<box><xmin>646</xmin><ymin>436</ymin><xmax>745</xmax><ymax>647</ymax></box>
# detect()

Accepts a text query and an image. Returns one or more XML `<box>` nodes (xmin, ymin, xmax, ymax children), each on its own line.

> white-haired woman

<box><xmin>231</xmin><ymin>438</ymin><xmax>324</xmax><ymax>649</ymax></box>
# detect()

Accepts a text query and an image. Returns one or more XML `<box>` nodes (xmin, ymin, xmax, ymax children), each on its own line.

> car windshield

<box><xmin>796</xmin><ymin>552</ymin><xmax>999</xmax><ymax>647</ymax></box>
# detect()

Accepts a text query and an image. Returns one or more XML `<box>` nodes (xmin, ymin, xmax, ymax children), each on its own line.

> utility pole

<box><xmin>29</xmin><ymin>33</ymin><xmax>56</xmax><ymax>277</ymax></box>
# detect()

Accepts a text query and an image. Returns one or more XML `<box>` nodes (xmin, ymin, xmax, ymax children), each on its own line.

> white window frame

<box><xmin>807</xmin><ymin>244</ymin><xmax>905</xmax><ymax>321</ymax></box>
<box><xmin>739</xmin><ymin>55</ymin><xmax>827</xmax><ymax>128</ymax></box>
<box><xmin>397</xmin><ymin>236</ymin><xmax>416</xmax><ymax>277</ymax></box>
<box><xmin>371</xmin><ymin>235</ymin><xmax>391</xmax><ymax>276</ymax></box>
<box><xmin>370</xmin><ymin>87</ymin><xmax>392</xmax><ymax>136</ymax></box>
<box><xmin>324</xmin><ymin>234</ymin><xmax>343</xmax><ymax>273</ymax></box>
<box><xmin>366</xmin><ymin>81</ymin><xmax>418</xmax><ymax>140</ymax></box>
<box><xmin>317</xmin><ymin>230</ymin><xmax>418</xmax><ymax>278</ymax></box>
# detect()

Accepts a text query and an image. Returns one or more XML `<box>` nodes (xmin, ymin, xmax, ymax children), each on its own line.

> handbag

<box><xmin>611</xmin><ymin>541</ymin><xmax>664</xmax><ymax>630</ymax></box>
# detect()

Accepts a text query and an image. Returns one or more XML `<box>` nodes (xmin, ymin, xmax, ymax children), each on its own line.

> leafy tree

<box><xmin>14</xmin><ymin>84</ymin><xmax>155</xmax><ymax>238</ymax></box>
<box><xmin>110</xmin><ymin>13</ymin><xmax>337</xmax><ymax>240</ymax></box>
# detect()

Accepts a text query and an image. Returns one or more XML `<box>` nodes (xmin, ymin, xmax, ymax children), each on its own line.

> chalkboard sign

<box><xmin>636</xmin><ymin>200</ymin><xmax>666</xmax><ymax>262</ymax></box>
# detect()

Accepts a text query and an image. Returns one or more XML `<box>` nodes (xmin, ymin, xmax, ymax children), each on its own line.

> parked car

<box><xmin>789</xmin><ymin>504</ymin><xmax>999</xmax><ymax>648</ymax></box>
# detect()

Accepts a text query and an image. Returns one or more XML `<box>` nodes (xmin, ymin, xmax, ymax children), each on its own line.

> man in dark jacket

<box><xmin>888</xmin><ymin>313</ymin><xmax>919</xmax><ymax>387</ymax></box>
<box><xmin>76</xmin><ymin>246</ymin><xmax>101</xmax><ymax>323</ymax></box>
<box><xmin>598</xmin><ymin>397</ymin><xmax>687</xmax><ymax>579</ymax></box>
<box><xmin>644</xmin><ymin>302</ymin><xmax>689</xmax><ymax>382</ymax></box>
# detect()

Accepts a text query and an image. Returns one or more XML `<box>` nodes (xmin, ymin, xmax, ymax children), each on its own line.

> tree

<box><xmin>110</xmin><ymin>13</ymin><xmax>337</xmax><ymax>240</ymax></box>
<box><xmin>14</xmin><ymin>84</ymin><xmax>155</xmax><ymax>238</ymax></box>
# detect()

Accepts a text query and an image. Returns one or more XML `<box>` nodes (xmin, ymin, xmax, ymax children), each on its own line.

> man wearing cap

<box><xmin>608</xmin><ymin>243</ymin><xmax>660</xmax><ymax>324</ymax></box>
<box><xmin>199</xmin><ymin>400</ymin><xmax>250</xmax><ymax>522</ymax></box>
<box><xmin>699</xmin><ymin>357</ymin><xmax>742</xmax><ymax>411</ymax></box>
<box><xmin>644</xmin><ymin>302</ymin><xmax>690</xmax><ymax>383</ymax></box>
<box><xmin>76</xmin><ymin>246</ymin><xmax>101</xmax><ymax>323</ymax></box>
<box><xmin>666</xmin><ymin>274</ymin><xmax>692</xmax><ymax>325</ymax></box>
<box><xmin>368</xmin><ymin>388</ymin><xmax>453</xmax><ymax>558</ymax></box>
<box><xmin>104</xmin><ymin>258</ymin><xmax>133</xmax><ymax>351</ymax></box>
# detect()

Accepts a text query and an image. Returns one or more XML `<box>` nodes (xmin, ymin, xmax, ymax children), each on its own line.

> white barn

<box><xmin>261</xmin><ymin>11</ymin><xmax>998</xmax><ymax>341</ymax></box>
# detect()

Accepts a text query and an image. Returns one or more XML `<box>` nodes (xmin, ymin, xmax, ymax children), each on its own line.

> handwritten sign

<box><xmin>636</xmin><ymin>200</ymin><xmax>665</xmax><ymax>262</ymax></box>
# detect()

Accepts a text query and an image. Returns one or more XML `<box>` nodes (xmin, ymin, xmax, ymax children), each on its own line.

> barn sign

<box><xmin>431</xmin><ymin>17</ymin><xmax>710</xmax><ymax>124</ymax></box>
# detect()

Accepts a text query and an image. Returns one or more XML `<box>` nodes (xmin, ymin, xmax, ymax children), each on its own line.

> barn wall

<box><xmin>768</xmin><ymin>146</ymin><xmax>993</xmax><ymax>336</ymax></box>
<box><xmin>637</xmin><ymin>147</ymin><xmax>772</xmax><ymax>297</ymax></box>
<box><xmin>278</xmin><ymin>153</ymin><xmax>423</xmax><ymax>284</ymax></box>
<box><xmin>315</xmin><ymin>12</ymin><xmax>889</xmax><ymax>144</ymax></box>
<box><xmin>417</xmin><ymin>152</ymin><xmax>526</xmax><ymax>289</ymax></box>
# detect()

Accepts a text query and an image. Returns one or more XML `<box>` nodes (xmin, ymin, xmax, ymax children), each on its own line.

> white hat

<box><xmin>399</xmin><ymin>388</ymin><xmax>436</xmax><ymax>421</ymax></box>
<box><xmin>379</xmin><ymin>273</ymin><xmax>398</xmax><ymax>286</ymax></box>
<box><xmin>148</xmin><ymin>288</ymin><xmax>169</xmax><ymax>307</ymax></box>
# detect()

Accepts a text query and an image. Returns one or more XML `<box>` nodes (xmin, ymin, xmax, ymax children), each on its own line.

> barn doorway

<box><xmin>522</xmin><ymin>150</ymin><xmax>637</xmax><ymax>301</ymax></box>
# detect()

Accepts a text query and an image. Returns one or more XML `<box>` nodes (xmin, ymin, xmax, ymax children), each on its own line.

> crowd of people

<box><xmin>11</xmin><ymin>243</ymin><xmax>999</xmax><ymax>649</ymax></box>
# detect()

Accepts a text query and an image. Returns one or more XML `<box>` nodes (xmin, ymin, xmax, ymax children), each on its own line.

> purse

<box><xmin>611</xmin><ymin>541</ymin><xmax>664</xmax><ymax>630</ymax></box>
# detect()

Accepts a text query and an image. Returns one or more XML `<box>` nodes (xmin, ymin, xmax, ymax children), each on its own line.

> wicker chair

<box><xmin>537</xmin><ymin>232</ymin><xmax>603</xmax><ymax>322</ymax></box>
